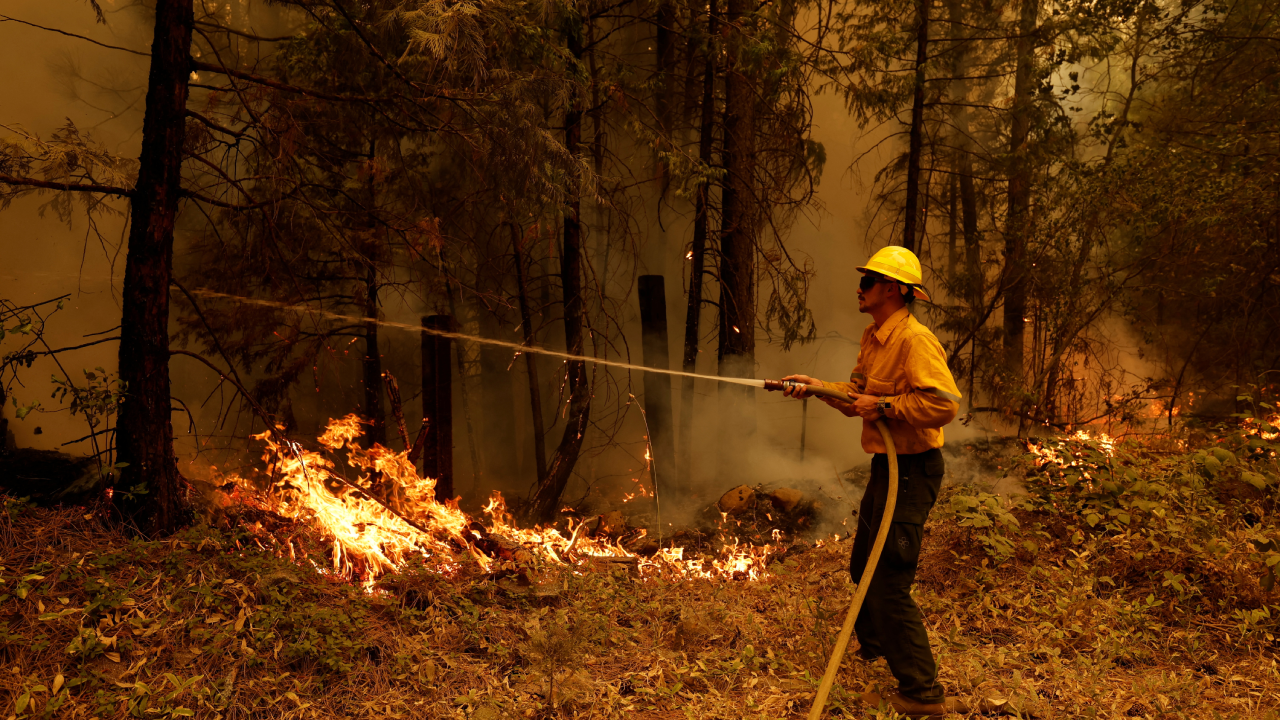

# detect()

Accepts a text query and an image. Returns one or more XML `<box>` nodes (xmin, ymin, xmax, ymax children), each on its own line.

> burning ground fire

<box><xmin>1026</xmin><ymin>414</ymin><xmax>1280</xmax><ymax>478</ymax></box>
<box><xmin>220</xmin><ymin>415</ymin><xmax>776</xmax><ymax>586</ymax></box>
<box><xmin>1243</xmin><ymin>413</ymin><xmax>1280</xmax><ymax>441</ymax></box>
<box><xmin>1025</xmin><ymin>429</ymin><xmax>1117</xmax><ymax>468</ymax></box>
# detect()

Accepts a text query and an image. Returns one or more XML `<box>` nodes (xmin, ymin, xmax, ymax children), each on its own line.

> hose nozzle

<box><xmin>762</xmin><ymin>378</ymin><xmax>853</xmax><ymax>403</ymax></box>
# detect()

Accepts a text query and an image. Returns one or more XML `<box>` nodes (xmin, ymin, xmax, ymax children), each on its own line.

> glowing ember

<box><xmin>224</xmin><ymin>415</ymin><xmax>778</xmax><ymax>585</ymax></box>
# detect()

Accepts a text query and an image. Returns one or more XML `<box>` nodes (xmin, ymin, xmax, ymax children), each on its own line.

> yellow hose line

<box><xmin>807</xmin><ymin>418</ymin><xmax>898</xmax><ymax>720</ymax></box>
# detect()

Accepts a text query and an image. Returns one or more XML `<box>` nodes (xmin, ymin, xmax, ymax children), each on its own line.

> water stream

<box><xmin>189</xmin><ymin>288</ymin><xmax>768</xmax><ymax>389</ymax></box>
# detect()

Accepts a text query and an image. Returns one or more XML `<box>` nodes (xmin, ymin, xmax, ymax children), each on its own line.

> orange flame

<box><xmin>225</xmin><ymin>415</ymin><xmax>778</xmax><ymax>585</ymax></box>
<box><xmin>1243</xmin><ymin>414</ymin><xmax>1280</xmax><ymax>441</ymax></box>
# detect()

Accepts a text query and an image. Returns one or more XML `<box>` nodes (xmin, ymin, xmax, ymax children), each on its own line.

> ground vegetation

<box><xmin>3</xmin><ymin>417</ymin><xmax>1280</xmax><ymax>717</ymax></box>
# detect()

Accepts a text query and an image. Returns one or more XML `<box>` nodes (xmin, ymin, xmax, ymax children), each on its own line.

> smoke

<box><xmin>0</xmin><ymin>0</ymin><xmax>1030</xmax><ymax>537</ymax></box>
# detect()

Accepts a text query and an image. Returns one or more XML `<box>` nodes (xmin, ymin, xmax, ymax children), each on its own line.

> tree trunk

<box><xmin>655</xmin><ymin>0</ymin><xmax>678</xmax><ymax>139</ymax></box>
<box><xmin>654</xmin><ymin>0</ymin><xmax>678</xmax><ymax>201</ymax></box>
<box><xmin>509</xmin><ymin>222</ymin><xmax>548</xmax><ymax>486</ymax></box>
<box><xmin>947</xmin><ymin>173</ymin><xmax>958</xmax><ymax>276</ymax></box>
<box><xmin>679</xmin><ymin>0</ymin><xmax>717</xmax><ymax>494</ymax></box>
<box><xmin>960</xmin><ymin>159</ymin><xmax>981</xmax><ymax>306</ymax></box>
<box><xmin>947</xmin><ymin>0</ymin><xmax>982</xmax><ymax>310</ymax></box>
<box><xmin>718</xmin><ymin>0</ymin><xmax>756</xmax><ymax>375</ymax></box>
<box><xmin>362</xmin><ymin>260</ymin><xmax>386</xmax><ymax>446</ymax></box>
<box><xmin>638</xmin><ymin>276</ymin><xmax>676</xmax><ymax>502</ymax></box>
<box><xmin>1003</xmin><ymin>0</ymin><xmax>1040</xmax><ymax>377</ymax></box>
<box><xmin>901</xmin><ymin>0</ymin><xmax>929</xmax><ymax>252</ymax></box>
<box><xmin>716</xmin><ymin>0</ymin><xmax>757</xmax><ymax>478</ymax></box>
<box><xmin>113</xmin><ymin>0</ymin><xmax>194</xmax><ymax>535</ymax></box>
<box><xmin>421</xmin><ymin>315</ymin><xmax>454</xmax><ymax>502</ymax></box>
<box><xmin>528</xmin><ymin>26</ymin><xmax>592</xmax><ymax>523</ymax></box>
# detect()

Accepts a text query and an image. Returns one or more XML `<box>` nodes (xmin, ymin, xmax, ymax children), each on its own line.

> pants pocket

<box><xmin>893</xmin><ymin>452</ymin><xmax>944</xmax><ymax>524</ymax></box>
<box><xmin>884</xmin><ymin>522</ymin><xmax>923</xmax><ymax>571</ymax></box>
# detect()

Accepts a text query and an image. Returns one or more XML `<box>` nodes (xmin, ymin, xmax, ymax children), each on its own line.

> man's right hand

<box><xmin>780</xmin><ymin>374</ymin><xmax>820</xmax><ymax>398</ymax></box>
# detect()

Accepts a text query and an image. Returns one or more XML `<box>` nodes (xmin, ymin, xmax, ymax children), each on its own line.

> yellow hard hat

<box><xmin>856</xmin><ymin>245</ymin><xmax>931</xmax><ymax>302</ymax></box>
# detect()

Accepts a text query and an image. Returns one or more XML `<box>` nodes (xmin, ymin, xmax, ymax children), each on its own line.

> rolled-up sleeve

<box><xmin>887</xmin><ymin>333</ymin><xmax>961</xmax><ymax>429</ymax></box>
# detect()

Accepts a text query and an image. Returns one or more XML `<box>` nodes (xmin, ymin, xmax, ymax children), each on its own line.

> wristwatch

<box><xmin>876</xmin><ymin>398</ymin><xmax>893</xmax><ymax>416</ymax></box>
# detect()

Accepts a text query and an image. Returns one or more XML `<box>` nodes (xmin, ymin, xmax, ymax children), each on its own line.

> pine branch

<box><xmin>0</xmin><ymin>173</ymin><xmax>131</xmax><ymax>197</ymax></box>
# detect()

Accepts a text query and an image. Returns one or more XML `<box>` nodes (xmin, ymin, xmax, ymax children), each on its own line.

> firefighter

<box><xmin>782</xmin><ymin>245</ymin><xmax>962</xmax><ymax>718</ymax></box>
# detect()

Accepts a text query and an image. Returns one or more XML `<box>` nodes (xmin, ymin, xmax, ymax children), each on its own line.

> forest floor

<box><xmin>2</xmin><ymin>427</ymin><xmax>1280</xmax><ymax>719</ymax></box>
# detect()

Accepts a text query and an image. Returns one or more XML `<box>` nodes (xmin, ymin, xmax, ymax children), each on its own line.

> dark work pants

<box><xmin>849</xmin><ymin>448</ymin><xmax>946</xmax><ymax>703</ymax></box>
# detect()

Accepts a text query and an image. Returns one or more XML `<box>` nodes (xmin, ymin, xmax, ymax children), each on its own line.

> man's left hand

<box><xmin>848</xmin><ymin>393</ymin><xmax>884</xmax><ymax>421</ymax></box>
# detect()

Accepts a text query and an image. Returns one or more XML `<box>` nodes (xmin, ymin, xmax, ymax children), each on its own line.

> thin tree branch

<box><xmin>21</xmin><ymin>336</ymin><xmax>120</xmax><ymax>357</ymax></box>
<box><xmin>0</xmin><ymin>173</ymin><xmax>132</xmax><ymax>197</ymax></box>
<box><xmin>0</xmin><ymin>14</ymin><xmax>149</xmax><ymax>56</ymax></box>
<box><xmin>192</xmin><ymin>19</ymin><xmax>296</xmax><ymax>43</ymax></box>
<box><xmin>186</xmin><ymin>109</ymin><xmax>247</xmax><ymax>139</ymax></box>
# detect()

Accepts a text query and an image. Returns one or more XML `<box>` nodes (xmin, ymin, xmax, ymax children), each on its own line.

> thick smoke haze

<box><xmin>0</xmin><ymin>0</ymin><xmax>1003</xmax><ymax>530</ymax></box>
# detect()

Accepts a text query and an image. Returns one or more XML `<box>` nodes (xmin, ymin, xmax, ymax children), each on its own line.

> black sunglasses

<box><xmin>859</xmin><ymin>274</ymin><xmax>893</xmax><ymax>292</ymax></box>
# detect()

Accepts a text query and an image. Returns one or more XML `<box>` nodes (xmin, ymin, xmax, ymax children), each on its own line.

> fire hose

<box><xmin>763</xmin><ymin>380</ymin><xmax>897</xmax><ymax>720</ymax></box>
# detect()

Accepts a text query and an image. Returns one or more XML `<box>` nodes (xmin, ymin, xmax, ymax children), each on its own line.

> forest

<box><xmin>1</xmin><ymin>0</ymin><xmax>1279</xmax><ymax>717</ymax></box>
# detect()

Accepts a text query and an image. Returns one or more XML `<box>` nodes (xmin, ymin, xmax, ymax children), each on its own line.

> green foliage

<box><xmin>948</xmin><ymin>490</ymin><xmax>1023</xmax><ymax>561</ymax></box>
<box><xmin>49</xmin><ymin>367</ymin><xmax>123</xmax><ymax>432</ymax></box>
<box><xmin>2</xmin><ymin>295</ymin><xmax>120</xmax><ymax>480</ymax></box>
<box><xmin>1011</xmin><ymin>428</ymin><xmax>1280</xmax><ymax>621</ymax></box>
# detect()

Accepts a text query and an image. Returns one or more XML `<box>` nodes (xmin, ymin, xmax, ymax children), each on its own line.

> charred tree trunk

<box><xmin>716</xmin><ymin>0</ymin><xmax>757</xmax><ymax>477</ymax></box>
<box><xmin>509</xmin><ymin>222</ymin><xmax>548</xmax><ymax>486</ymax></box>
<box><xmin>528</xmin><ymin>26</ymin><xmax>592</xmax><ymax>523</ymax></box>
<box><xmin>718</xmin><ymin>0</ymin><xmax>756</xmax><ymax>377</ymax></box>
<box><xmin>362</xmin><ymin>260</ymin><xmax>386</xmax><ymax>446</ymax></box>
<box><xmin>421</xmin><ymin>315</ymin><xmax>454</xmax><ymax>502</ymax></box>
<box><xmin>638</xmin><ymin>276</ymin><xmax>676</xmax><ymax>501</ymax></box>
<box><xmin>113</xmin><ymin>0</ymin><xmax>194</xmax><ymax>535</ymax></box>
<box><xmin>1003</xmin><ymin>0</ymin><xmax>1040</xmax><ymax>377</ymax></box>
<box><xmin>902</xmin><ymin>0</ymin><xmax>930</xmax><ymax>253</ymax></box>
<box><xmin>679</xmin><ymin>0</ymin><xmax>717</xmax><ymax>494</ymax></box>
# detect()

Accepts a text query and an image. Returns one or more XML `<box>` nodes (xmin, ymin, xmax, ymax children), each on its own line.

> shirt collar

<box><xmin>872</xmin><ymin>306</ymin><xmax>911</xmax><ymax>346</ymax></box>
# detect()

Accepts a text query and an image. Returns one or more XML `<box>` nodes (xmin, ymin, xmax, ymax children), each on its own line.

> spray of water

<box><xmin>189</xmin><ymin>288</ymin><xmax>767</xmax><ymax>389</ymax></box>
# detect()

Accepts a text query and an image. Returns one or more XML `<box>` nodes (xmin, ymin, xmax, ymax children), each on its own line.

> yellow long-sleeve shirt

<box><xmin>822</xmin><ymin>306</ymin><xmax>961</xmax><ymax>455</ymax></box>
